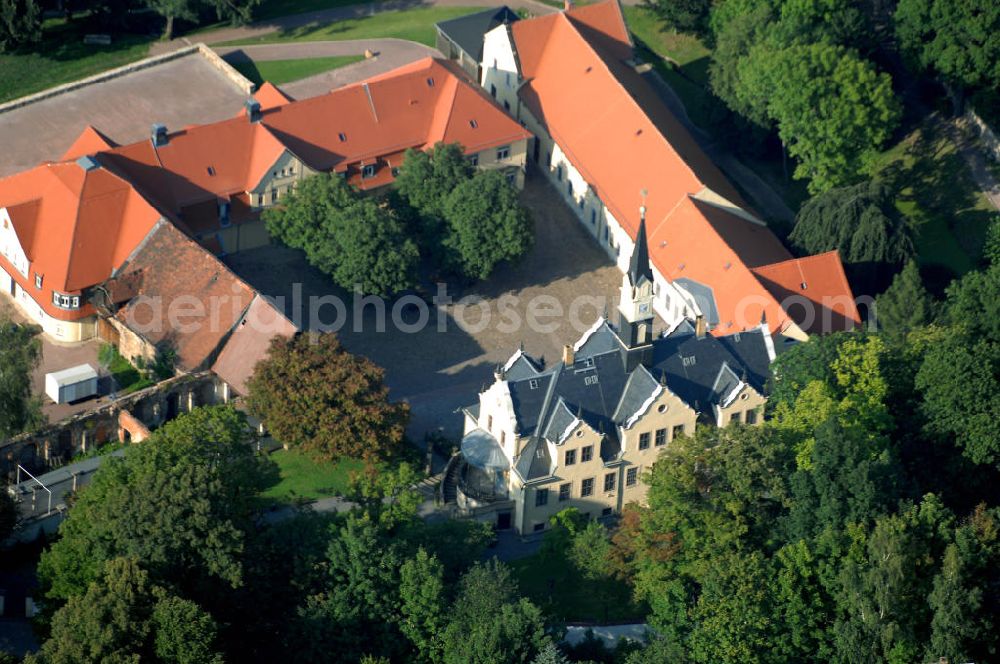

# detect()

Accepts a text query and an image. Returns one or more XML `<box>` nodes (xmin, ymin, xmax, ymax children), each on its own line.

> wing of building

<box><xmin>477</xmin><ymin>0</ymin><xmax>860</xmax><ymax>341</ymax></box>
<box><xmin>0</xmin><ymin>57</ymin><xmax>523</xmax><ymax>395</ymax></box>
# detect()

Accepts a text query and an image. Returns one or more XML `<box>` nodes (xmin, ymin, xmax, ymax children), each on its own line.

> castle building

<box><xmin>457</xmin><ymin>215</ymin><xmax>774</xmax><ymax>534</ymax></box>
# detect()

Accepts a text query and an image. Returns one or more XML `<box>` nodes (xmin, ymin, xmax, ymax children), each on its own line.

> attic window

<box><xmin>585</xmin><ymin>65</ymin><xmax>592</xmax><ymax>73</ymax></box>
<box><xmin>34</xmin><ymin>274</ymin><xmax>42</xmax><ymax>289</ymax></box>
<box><xmin>529</xmin><ymin>379</ymin><xmax>539</xmax><ymax>389</ymax></box>
<box><xmin>338</xmin><ymin>132</ymin><xmax>347</xmax><ymax>142</ymax></box>
<box><xmin>800</xmin><ymin>282</ymin><xmax>808</xmax><ymax>290</ymax></box>
<box><xmin>681</xmin><ymin>356</ymin><xmax>696</xmax><ymax>367</ymax></box>
<box><xmin>636</xmin><ymin>128</ymin><xmax>643</xmax><ymax>136</ymax></box>
<box><xmin>584</xmin><ymin>375</ymin><xmax>599</xmax><ymax>386</ymax></box>
<box><xmin>469</xmin><ymin>119</ymin><xmax>478</xmax><ymax>129</ymax></box>
<box><xmin>426</xmin><ymin>77</ymin><xmax>435</xmax><ymax>87</ymax></box>
<box><xmin>207</xmin><ymin>166</ymin><xmax>216</xmax><ymax>176</ymax></box>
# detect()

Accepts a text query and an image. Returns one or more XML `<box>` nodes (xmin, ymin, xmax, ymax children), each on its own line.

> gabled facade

<box><xmin>457</xmin><ymin>228</ymin><xmax>774</xmax><ymax>534</ymax></box>
<box><xmin>479</xmin><ymin>0</ymin><xmax>861</xmax><ymax>342</ymax></box>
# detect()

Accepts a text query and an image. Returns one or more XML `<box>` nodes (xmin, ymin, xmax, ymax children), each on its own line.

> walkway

<box><xmin>217</xmin><ymin>39</ymin><xmax>440</xmax><ymax>98</ymax></box>
<box><xmin>150</xmin><ymin>0</ymin><xmax>558</xmax><ymax>56</ymax></box>
<box><xmin>948</xmin><ymin>117</ymin><xmax>1000</xmax><ymax>212</ymax></box>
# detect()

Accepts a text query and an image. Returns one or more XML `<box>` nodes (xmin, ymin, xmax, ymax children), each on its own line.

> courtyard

<box><xmin>224</xmin><ymin>170</ymin><xmax>625</xmax><ymax>441</ymax></box>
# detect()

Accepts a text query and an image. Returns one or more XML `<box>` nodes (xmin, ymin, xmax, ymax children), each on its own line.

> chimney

<box><xmin>695</xmin><ymin>314</ymin><xmax>707</xmax><ymax>338</ymax></box>
<box><xmin>246</xmin><ymin>99</ymin><xmax>262</xmax><ymax>123</ymax></box>
<box><xmin>562</xmin><ymin>344</ymin><xmax>575</xmax><ymax>365</ymax></box>
<box><xmin>151</xmin><ymin>123</ymin><xmax>168</xmax><ymax>148</ymax></box>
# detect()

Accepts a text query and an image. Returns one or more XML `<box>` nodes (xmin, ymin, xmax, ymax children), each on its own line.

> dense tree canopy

<box><xmin>740</xmin><ymin>43</ymin><xmax>900</xmax><ymax>192</ymax></box>
<box><xmin>264</xmin><ymin>173</ymin><xmax>419</xmax><ymax>297</ymax></box>
<box><xmin>640</xmin><ymin>0</ymin><xmax>712</xmax><ymax>35</ymax></box>
<box><xmin>895</xmin><ymin>0</ymin><xmax>1000</xmax><ymax>112</ymax></box>
<box><xmin>875</xmin><ymin>260</ymin><xmax>935</xmax><ymax>341</ymax></box>
<box><xmin>146</xmin><ymin>0</ymin><xmax>260</xmax><ymax>39</ymax></box>
<box><xmin>37</xmin><ymin>406</ymin><xmax>273</xmax><ymax>603</ymax></box>
<box><xmin>0</xmin><ymin>0</ymin><xmax>41</xmax><ymax>52</ymax></box>
<box><xmin>246</xmin><ymin>333</ymin><xmax>408</xmax><ymax>462</ymax></box>
<box><xmin>0</xmin><ymin>314</ymin><xmax>43</xmax><ymax>440</ymax></box>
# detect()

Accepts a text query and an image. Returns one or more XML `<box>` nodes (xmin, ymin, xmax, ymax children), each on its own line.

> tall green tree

<box><xmin>875</xmin><ymin>261</ymin><xmax>935</xmax><ymax>342</ymax></box>
<box><xmin>789</xmin><ymin>180</ymin><xmax>914</xmax><ymax>278</ymax></box>
<box><xmin>894</xmin><ymin>0</ymin><xmax>1000</xmax><ymax>113</ymax></box>
<box><xmin>29</xmin><ymin>558</ymin><xmax>223</xmax><ymax>664</ymax></box>
<box><xmin>0</xmin><ymin>315</ymin><xmax>43</xmax><ymax>440</ymax></box>
<box><xmin>246</xmin><ymin>333</ymin><xmax>408</xmax><ymax>462</ymax></box>
<box><xmin>395</xmin><ymin>143</ymin><xmax>474</xmax><ymax>223</ymax></box>
<box><xmin>442</xmin><ymin>170</ymin><xmax>533</xmax><ymax>280</ymax></box>
<box><xmin>641</xmin><ymin>0</ymin><xmax>712</xmax><ymax>35</ymax></box>
<box><xmin>441</xmin><ymin>560</ymin><xmax>546</xmax><ymax>664</ymax></box>
<box><xmin>264</xmin><ymin>173</ymin><xmax>418</xmax><ymax>296</ymax></box>
<box><xmin>0</xmin><ymin>0</ymin><xmax>40</xmax><ymax>52</ymax></box>
<box><xmin>37</xmin><ymin>406</ymin><xmax>272</xmax><ymax>603</ymax></box>
<box><xmin>399</xmin><ymin>548</ymin><xmax>447</xmax><ymax>664</ymax></box>
<box><xmin>740</xmin><ymin>43</ymin><xmax>900</xmax><ymax>192</ymax></box>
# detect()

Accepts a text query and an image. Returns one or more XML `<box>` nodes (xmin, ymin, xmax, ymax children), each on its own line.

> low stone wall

<box><xmin>965</xmin><ymin>109</ymin><xmax>1000</xmax><ymax>164</ymax></box>
<box><xmin>0</xmin><ymin>372</ymin><xmax>227</xmax><ymax>482</ymax></box>
<box><xmin>0</xmin><ymin>42</ymin><xmax>253</xmax><ymax>115</ymax></box>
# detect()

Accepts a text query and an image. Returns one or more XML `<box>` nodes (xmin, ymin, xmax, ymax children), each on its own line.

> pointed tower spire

<box><xmin>628</xmin><ymin>192</ymin><xmax>653</xmax><ymax>286</ymax></box>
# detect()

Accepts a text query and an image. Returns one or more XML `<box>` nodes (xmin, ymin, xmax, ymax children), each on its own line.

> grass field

<box><xmin>262</xmin><ymin>448</ymin><xmax>366</xmax><ymax>502</ymax></box>
<box><xmin>874</xmin><ymin>120</ymin><xmax>998</xmax><ymax>277</ymax></box>
<box><xmin>510</xmin><ymin>552</ymin><xmax>647</xmax><ymax>624</ymax></box>
<box><xmin>98</xmin><ymin>344</ymin><xmax>154</xmax><ymax>394</ymax></box>
<box><xmin>0</xmin><ymin>21</ymin><xmax>152</xmax><ymax>104</ymax></box>
<box><xmin>224</xmin><ymin>6</ymin><xmax>480</xmax><ymax>48</ymax></box>
<box><xmin>231</xmin><ymin>55</ymin><xmax>365</xmax><ymax>85</ymax></box>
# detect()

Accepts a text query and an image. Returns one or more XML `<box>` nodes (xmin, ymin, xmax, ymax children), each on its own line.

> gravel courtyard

<box><xmin>225</xmin><ymin>171</ymin><xmax>624</xmax><ymax>441</ymax></box>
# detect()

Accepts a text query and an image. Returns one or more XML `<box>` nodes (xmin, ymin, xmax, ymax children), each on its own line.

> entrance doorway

<box><xmin>496</xmin><ymin>511</ymin><xmax>512</xmax><ymax>530</ymax></box>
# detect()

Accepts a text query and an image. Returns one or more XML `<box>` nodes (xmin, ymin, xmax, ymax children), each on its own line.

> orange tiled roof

<box><xmin>752</xmin><ymin>251</ymin><xmax>861</xmax><ymax>334</ymax></box>
<box><xmin>61</xmin><ymin>125</ymin><xmax>117</xmax><ymax>161</ymax></box>
<box><xmin>0</xmin><ymin>159</ymin><xmax>163</xmax><ymax>321</ymax></box>
<box><xmin>211</xmin><ymin>293</ymin><xmax>298</xmax><ymax>395</ymax></box>
<box><xmin>511</xmin><ymin>0</ymin><xmax>857</xmax><ymax>336</ymax></box>
<box><xmin>253</xmin><ymin>81</ymin><xmax>292</xmax><ymax>110</ymax></box>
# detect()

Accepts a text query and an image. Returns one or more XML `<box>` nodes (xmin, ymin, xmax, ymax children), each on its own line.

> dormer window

<box><xmin>34</xmin><ymin>274</ymin><xmax>42</xmax><ymax>289</ymax></box>
<box><xmin>362</xmin><ymin>163</ymin><xmax>377</xmax><ymax>179</ymax></box>
<box><xmin>52</xmin><ymin>291</ymin><xmax>81</xmax><ymax>310</ymax></box>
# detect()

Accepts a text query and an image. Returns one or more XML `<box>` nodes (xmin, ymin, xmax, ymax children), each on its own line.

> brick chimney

<box><xmin>562</xmin><ymin>344</ymin><xmax>575</xmax><ymax>365</ymax></box>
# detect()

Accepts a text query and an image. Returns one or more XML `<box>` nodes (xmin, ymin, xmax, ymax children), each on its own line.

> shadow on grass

<box><xmin>878</xmin><ymin>119</ymin><xmax>998</xmax><ymax>275</ymax></box>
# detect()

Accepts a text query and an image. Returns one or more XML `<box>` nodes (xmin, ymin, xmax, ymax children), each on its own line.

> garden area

<box><xmin>97</xmin><ymin>344</ymin><xmax>155</xmax><ymax>395</ymax></box>
<box><xmin>260</xmin><ymin>447</ymin><xmax>366</xmax><ymax>502</ymax></box>
<box><xmin>230</xmin><ymin>54</ymin><xmax>363</xmax><ymax>85</ymax></box>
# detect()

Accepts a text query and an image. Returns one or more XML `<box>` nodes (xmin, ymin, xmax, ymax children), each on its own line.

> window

<box><xmin>487</xmin><ymin>415</ymin><xmax>493</xmax><ymax>431</ymax></box>
<box><xmin>490</xmin><ymin>84</ymin><xmax>497</xmax><ymax>98</ymax></box>
<box><xmin>638</xmin><ymin>432</ymin><xmax>650</xmax><ymax>450</ymax></box>
<box><xmin>567</xmin><ymin>180</ymin><xmax>573</xmax><ymax>197</ymax></box>
<box><xmin>60</xmin><ymin>295</ymin><xmax>70</xmax><ymax>308</ymax></box>
<box><xmin>672</xmin><ymin>424</ymin><xmax>685</xmax><ymax>441</ymax></box>
<box><xmin>271</xmin><ymin>188</ymin><xmax>278</xmax><ymax>204</ymax></box>
<box><xmin>535</xmin><ymin>488</ymin><xmax>549</xmax><ymax>507</ymax></box>
<box><xmin>730</xmin><ymin>411</ymin><xmax>742</xmax><ymax>425</ymax></box>
<box><xmin>505</xmin><ymin>71</ymin><xmax>511</xmax><ymax>87</ymax></box>
<box><xmin>500</xmin><ymin>431</ymin><xmax>506</xmax><ymax>446</ymax></box>
<box><xmin>746</xmin><ymin>409</ymin><xmax>758</xmax><ymax>425</ymax></box>
<box><xmin>469</xmin><ymin>153</ymin><xmax>479</xmax><ymax>167</ymax></box>
<box><xmin>564</xmin><ymin>449</ymin><xmax>576</xmax><ymax>466</ymax></box>
<box><xmin>391</xmin><ymin>167</ymin><xmax>400</xmax><ymax>177</ymax></box>
<box><xmin>34</xmin><ymin>274</ymin><xmax>42</xmax><ymax>289</ymax></box>
<box><xmin>603</xmin><ymin>225</ymin><xmax>609</xmax><ymax>242</ymax></box>
<box><xmin>52</xmin><ymin>292</ymin><xmax>60</xmax><ymax>306</ymax></box>
<box><xmin>604</xmin><ymin>472</ymin><xmax>616</xmax><ymax>492</ymax></box>
<box><xmin>533</xmin><ymin>522</ymin><xmax>545</xmax><ymax>532</ymax></box>
<box><xmin>626</xmin><ymin>467</ymin><xmax>638</xmax><ymax>487</ymax></box>
<box><xmin>556</xmin><ymin>165</ymin><xmax>563</xmax><ymax>181</ymax></box>
<box><xmin>581</xmin><ymin>445</ymin><xmax>593</xmax><ymax>462</ymax></box>
<box><xmin>257</xmin><ymin>194</ymin><xmax>264</xmax><ymax>206</ymax></box>
<box><xmin>289</xmin><ymin>165</ymin><xmax>295</xmax><ymax>174</ymax></box>
<box><xmin>559</xmin><ymin>483</ymin><xmax>571</xmax><ymax>501</ymax></box>
<box><xmin>583</xmin><ymin>375</ymin><xmax>599</xmax><ymax>386</ymax></box>
<box><xmin>338</xmin><ymin>132</ymin><xmax>347</xmax><ymax>142</ymax></box>
<box><xmin>581</xmin><ymin>478</ymin><xmax>594</xmax><ymax>497</ymax></box>
<box><xmin>469</xmin><ymin>119</ymin><xmax>478</xmax><ymax>129</ymax></box>
<box><xmin>654</xmin><ymin>429</ymin><xmax>666</xmax><ymax>447</ymax></box>
<box><xmin>362</xmin><ymin>164</ymin><xmax>377</xmax><ymax>179</ymax></box>
<box><xmin>426</xmin><ymin>77</ymin><xmax>435</xmax><ymax>87</ymax></box>
<box><xmin>496</xmin><ymin>145</ymin><xmax>510</xmax><ymax>160</ymax></box>
<box><xmin>590</xmin><ymin>209</ymin><xmax>596</xmax><ymax>225</ymax></box>
<box><xmin>529</xmin><ymin>379</ymin><xmax>539</xmax><ymax>389</ymax></box>
<box><xmin>503</xmin><ymin>100</ymin><xmax>510</xmax><ymax>112</ymax></box>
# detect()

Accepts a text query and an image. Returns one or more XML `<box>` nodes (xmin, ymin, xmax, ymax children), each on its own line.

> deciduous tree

<box><xmin>246</xmin><ymin>333</ymin><xmax>408</xmax><ymax>462</ymax></box>
<box><xmin>399</xmin><ymin>548</ymin><xmax>447</xmax><ymax>663</ymax></box>
<box><xmin>0</xmin><ymin>0</ymin><xmax>41</xmax><ymax>52</ymax></box>
<box><xmin>875</xmin><ymin>261</ymin><xmax>935</xmax><ymax>342</ymax></box>
<box><xmin>0</xmin><ymin>314</ymin><xmax>43</xmax><ymax>439</ymax></box>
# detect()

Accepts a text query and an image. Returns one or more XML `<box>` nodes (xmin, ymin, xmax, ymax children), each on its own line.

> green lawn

<box><xmin>255</xmin><ymin>0</ymin><xmax>370</xmax><ymax>21</ymax></box>
<box><xmin>232</xmin><ymin>55</ymin><xmax>365</xmax><ymax>86</ymax></box>
<box><xmin>873</xmin><ymin>121</ymin><xmax>999</xmax><ymax>277</ymax></box>
<box><xmin>510</xmin><ymin>552</ymin><xmax>647</xmax><ymax>624</ymax></box>
<box><xmin>98</xmin><ymin>344</ymin><xmax>154</xmax><ymax>394</ymax></box>
<box><xmin>262</xmin><ymin>448</ymin><xmax>366</xmax><ymax>502</ymax></box>
<box><xmin>223</xmin><ymin>6</ymin><xmax>481</xmax><ymax>48</ymax></box>
<box><xmin>0</xmin><ymin>16</ymin><xmax>152</xmax><ymax>103</ymax></box>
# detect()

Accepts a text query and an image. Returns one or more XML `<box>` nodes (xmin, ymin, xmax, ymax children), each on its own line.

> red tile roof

<box><xmin>253</xmin><ymin>81</ymin><xmax>292</xmax><ymax>110</ymax></box>
<box><xmin>61</xmin><ymin>125</ymin><xmax>117</xmax><ymax>161</ymax></box>
<box><xmin>112</xmin><ymin>221</ymin><xmax>256</xmax><ymax>371</ymax></box>
<box><xmin>211</xmin><ymin>294</ymin><xmax>298</xmax><ymax>395</ymax></box>
<box><xmin>511</xmin><ymin>0</ymin><xmax>857</xmax><ymax>336</ymax></box>
<box><xmin>0</xmin><ymin>160</ymin><xmax>163</xmax><ymax>321</ymax></box>
<box><xmin>752</xmin><ymin>251</ymin><xmax>861</xmax><ymax>334</ymax></box>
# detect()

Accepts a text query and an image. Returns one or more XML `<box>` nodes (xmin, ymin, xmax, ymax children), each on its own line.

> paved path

<box><xmin>150</xmin><ymin>0</ymin><xmax>558</xmax><ymax>56</ymax></box>
<box><xmin>217</xmin><ymin>38</ymin><xmax>440</xmax><ymax>98</ymax></box>
<box><xmin>949</xmin><ymin>117</ymin><xmax>1000</xmax><ymax>212</ymax></box>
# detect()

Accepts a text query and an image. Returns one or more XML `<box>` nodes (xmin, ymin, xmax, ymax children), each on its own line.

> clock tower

<box><xmin>617</xmin><ymin>206</ymin><xmax>655</xmax><ymax>350</ymax></box>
